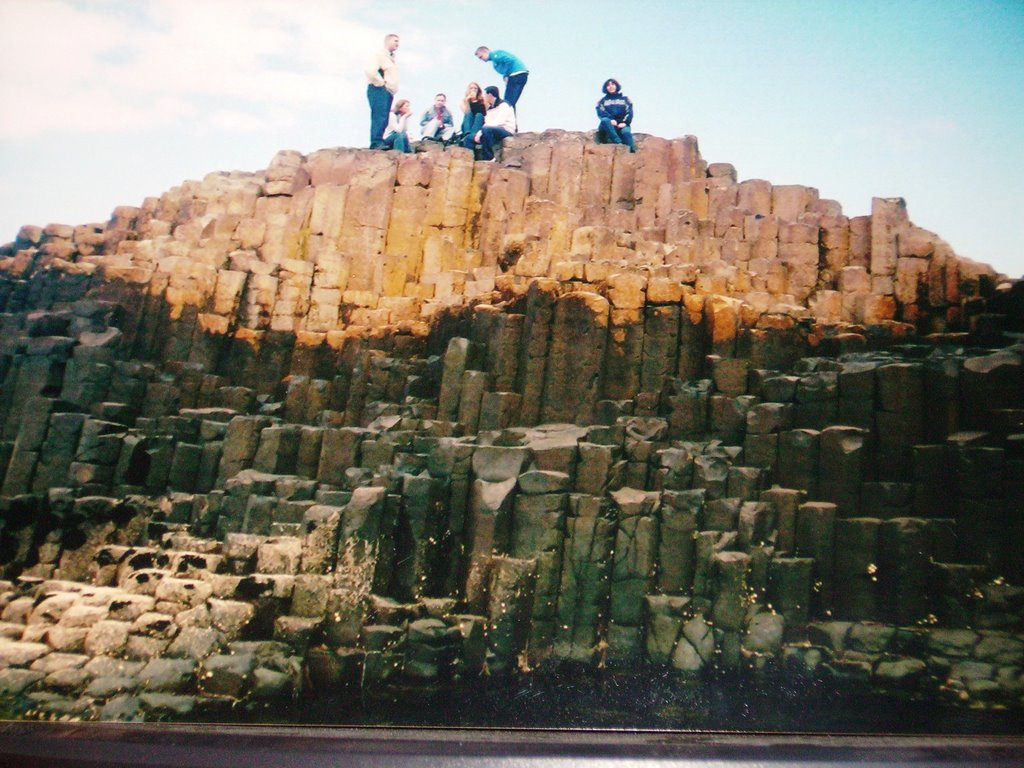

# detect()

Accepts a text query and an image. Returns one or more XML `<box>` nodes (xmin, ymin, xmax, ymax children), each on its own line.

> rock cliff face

<box><xmin>0</xmin><ymin>132</ymin><xmax>1022</xmax><ymax>722</ymax></box>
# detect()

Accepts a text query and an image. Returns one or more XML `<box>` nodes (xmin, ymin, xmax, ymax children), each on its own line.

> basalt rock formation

<box><xmin>0</xmin><ymin>132</ymin><xmax>1021</xmax><ymax>722</ymax></box>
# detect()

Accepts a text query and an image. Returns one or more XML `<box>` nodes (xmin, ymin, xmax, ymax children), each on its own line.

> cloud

<box><xmin>0</xmin><ymin>0</ymin><xmax>385</xmax><ymax>138</ymax></box>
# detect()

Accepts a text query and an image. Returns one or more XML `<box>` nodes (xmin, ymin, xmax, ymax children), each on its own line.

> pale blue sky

<box><xmin>1</xmin><ymin>0</ymin><xmax>1022</xmax><ymax>276</ymax></box>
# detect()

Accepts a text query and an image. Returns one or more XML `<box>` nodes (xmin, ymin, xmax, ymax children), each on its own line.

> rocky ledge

<box><xmin>0</xmin><ymin>131</ymin><xmax>1021</xmax><ymax>722</ymax></box>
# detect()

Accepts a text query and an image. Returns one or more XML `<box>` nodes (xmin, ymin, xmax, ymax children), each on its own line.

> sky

<box><xmin>1</xmin><ymin>0</ymin><xmax>1022</xmax><ymax>277</ymax></box>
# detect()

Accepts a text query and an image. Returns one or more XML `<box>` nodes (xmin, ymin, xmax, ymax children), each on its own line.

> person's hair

<box><xmin>475</xmin><ymin>46</ymin><xmax>489</xmax><ymax>56</ymax></box>
<box><xmin>483</xmin><ymin>86</ymin><xmax>503</xmax><ymax>109</ymax></box>
<box><xmin>435</xmin><ymin>93</ymin><xmax>446</xmax><ymax>100</ymax></box>
<box><xmin>393</xmin><ymin>99</ymin><xmax>409</xmax><ymax>114</ymax></box>
<box><xmin>385</xmin><ymin>34</ymin><xmax>399</xmax><ymax>43</ymax></box>
<box><xmin>602</xmin><ymin>78</ymin><xmax>622</xmax><ymax>94</ymax></box>
<box><xmin>462</xmin><ymin>82</ymin><xmax>485</xmax><ymax>112</ymax></box>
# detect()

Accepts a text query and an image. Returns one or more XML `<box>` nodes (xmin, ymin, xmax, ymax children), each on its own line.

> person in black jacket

<box><xmin>596</xmin><ymin>78</ymin><xmax>635</xmax><ymax>153</ymax></box>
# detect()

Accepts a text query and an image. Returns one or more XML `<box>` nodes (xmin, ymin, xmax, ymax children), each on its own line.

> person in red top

<box><xmin>420</xmin><ymin>93</ymin><xmax>455</xmax><ymax>141</ymax></box>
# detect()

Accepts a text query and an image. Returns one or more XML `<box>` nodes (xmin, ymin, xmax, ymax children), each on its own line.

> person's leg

<box><xmin>421</xmin><ymin>118</ymin><xmax>440</xmax><ymax>140</ymax></box>
<box><xmin>599</xmin><ymin>117</ymin><xmax>622</xmax><ymax>144</ymax></box>
<box><xmin>367</xmin><ymin>86</ymin><xmax>392</xmax><ymax>149</ymax></box>
<box><xmin>371</xmin><ymin>88</ymin><xmax>394</xmax><ymax>148</ymax></box>
<box><xmin>394</xmin><ymin>131</ymin><xmax>411</xmax><ymax>153</ymax></box>
<box><xmin>503</xmin><ymin>72</ymin><xmax>528</xmax><ymax>108</ymax></box>
<box><xmin>619</xmin><ymin>125</ymin><xmax>636</xmax><ymax>152</ymax></box>
<box><xmin>468</xmin><ymin>113</ymin><xmax>484</xmax><ymax>135</ymax></box>
<box><xmin>478</xmin><ymin>127</ymin><xmax>497</xmax><ymax>160</ymax></box>
<box><xmin>462</xmin><ymin>132</ymin><xmax>482</xmax><ymax>159</ymax></box>
<box><xmin>480</xmin><ymin>127</ymin><xmax>512</xmax><ymax>160</ymax></box>
<box><xmin>367</xmin><ymin>85</ymin><xmax>380</xmax><ymax>147</ymax></box>
<box><xmin>440</xmin><ymin>123</ymin><xmax>456</xmax><ymax>141</ymax></box>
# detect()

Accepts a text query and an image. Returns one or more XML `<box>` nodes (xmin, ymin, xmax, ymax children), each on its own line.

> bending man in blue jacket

<box><xmin>475</xmin><ymin>46</ymin><xmax>529</xmax><ymax>111</ymax></box>
<box><xmin>596</xmin><ymin>78</ymin><xmax>635</xmax><ymax>153</ymax></box>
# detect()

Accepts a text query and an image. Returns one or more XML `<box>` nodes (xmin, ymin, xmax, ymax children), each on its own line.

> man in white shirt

<box><xmin>365</xmin><ymin>34</ymin><xmax>400</xmax><ymax>149</ymax></box>
<box><xmin>465</xmin><ymin>86</ymin><xmax>517</xmax><ymax>161</ymax></box>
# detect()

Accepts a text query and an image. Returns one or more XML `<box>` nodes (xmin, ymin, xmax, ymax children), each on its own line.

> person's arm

<box><xmin>596</xmin><ymin>97</ymin><xmax>609</xmax><ymax>121</ymax></box>
<box><xmin>364</xmin><ymin>50</ymin><xmax>385</xmax><ymax>86</ymax></box>
<box><xmin>381</xmin><ymin>56</ymin><xmax>398</xmax><ymax>93</ymax></box>
<box><xmin>623</xmin><ymin>97</ymin><xmax>633</xmax><ymax>126</ymax></box>
<box><xmin>484</xmin><ymin>105</ymin><xmax>510</xmax><ymax>128</ymax></box>
<box><xmin>442</xmin><ymin>107</ymin><xmax>454</xmax><ymax>127</ymax></box>
<box><xmin>419</xmin><ymin>109</ymin><xmax>432</xmax><ymax>127</ymax></box>
<box><xmin>499</xmin><ymin>104</ymin><xmax>517</xmax><ymax>132</ymax></box>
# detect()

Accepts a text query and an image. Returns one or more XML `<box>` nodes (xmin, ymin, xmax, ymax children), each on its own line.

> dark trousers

<box><xmin>478</xmin><ymin>127</ymin><xmax>513</xmax><ymax>160</ymax></box>
<box><xmin>598</xmin><ymin>117</ymin><xmax>636</xmax><ymax>152</ymax></box>
<box><xmin>367</xmin><ymin>84</ymin><xmax>393</xmax><ymax>149</ymax></box>
<box><xmin>503</xmin><ymin>72</ymin><xmax>528</xmax><ymax>108</ymax></box>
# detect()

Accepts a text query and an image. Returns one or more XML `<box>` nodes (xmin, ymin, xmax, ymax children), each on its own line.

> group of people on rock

<box><xmin>363</xmin><ymin>34</ymin><xmax>635</xmax><ymax>160</ymax></box>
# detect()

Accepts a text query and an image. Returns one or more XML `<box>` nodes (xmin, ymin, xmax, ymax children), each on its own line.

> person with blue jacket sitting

<box><xmin>596</xmin><ymin>78</ymin><xmax>636</xmax><ymax>153</ymax></box>
<box><xmin>420</xmin><ymin>93</ymin><xmax>456</xmax><ymax>142</ymax></box>
<box><xmin>475</xmin><ymin>46</ymin><xmax>529</xmax><ymax>112</ymax></box>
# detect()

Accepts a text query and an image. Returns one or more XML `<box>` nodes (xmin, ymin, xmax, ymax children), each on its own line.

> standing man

<box><xmin>365</xmin><ymin>33</ymin><xmax>400</xmax><ymax>149</ymax></box>
<box><xmin>474</xmin><ymin>46</ymin><xmax>528</xmax><ymax>111</ymax></box>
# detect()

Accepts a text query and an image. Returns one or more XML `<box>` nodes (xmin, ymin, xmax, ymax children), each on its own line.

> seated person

<box><xmin>382</xmin><ymin>99</ymin><xmax>413</xmax><ymax>153</ymax></box>
<box><xmin>420</xmin><ymin>93</ymin><xmax>455</xmax><ymax>141</ymax></box>
<box><xmin>460</xmin><ymin>82</ymin><xmax>487</xmax><ymax>137</ymax></box>
<box><xmin>595</xmin><ymin>78</ymin><xmax>636</xmax><ymax>153</ymax></box>
<box><xmin>463</xmin><ymin>86</ymin><xmax>516</xmax><ymax>161</ymax></box>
